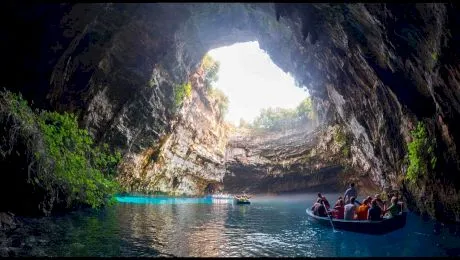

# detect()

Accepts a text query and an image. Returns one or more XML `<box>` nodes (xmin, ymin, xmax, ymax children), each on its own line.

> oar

<box><xmin>322</xmin><ymin>201</ymin><xmax>335</xmax><ymax>231</ymax></box>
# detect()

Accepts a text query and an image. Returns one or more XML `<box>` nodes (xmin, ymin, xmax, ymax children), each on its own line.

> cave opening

<box><xmin>165</xmin><ymin>4</ymin><xmax>346</xmax><ymax>196</ymax></box>
<box><xmin>205</xmin><ymin>41</ymin><xmax>311</xmax><ymax>128</ymax></box>
<box><xmin>197</xmin><ymin>40</ymin><xmax>324</xmax><ymax>195</ymax></box>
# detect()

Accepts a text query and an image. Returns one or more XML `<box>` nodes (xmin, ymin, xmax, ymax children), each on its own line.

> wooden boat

<box><xmin>235</xmin><ymin>199</ymin><xmax>250</xmax><ymax>204</ymax></box>
<box><xmin>306</xmin><ymin>209</ymin><xmax>407</xmax><ymax>235</ymax></box>
<box><xmin>234</xmin><ymin>195</ymin><xmax>251</xmax><ymax>204</ymax></box>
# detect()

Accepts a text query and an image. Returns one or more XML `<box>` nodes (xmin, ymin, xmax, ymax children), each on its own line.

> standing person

<box><xmin>317</xmin><ymin>193</ymin><xmax>330</xmax><ymax>210</ymax></box>
<box><xmin>344</xmin><ymin>183</ymin><xmax>357</xmax><ymax>204</ymax></box>
<box><xmin>344</xmin><ymin>197</ymin><xmax>358</xmax><ymax>220</ymax></box>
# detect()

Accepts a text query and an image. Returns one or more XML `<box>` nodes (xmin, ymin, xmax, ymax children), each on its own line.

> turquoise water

<box><xmin>115</xmin><ymin>195</ymin><xmax>214</xmax><ymax>205</ymax></box>
<box><xmin>16</xmin><ymin>193</ymin><xmax>460</xmax><ymax>257</ymax></box>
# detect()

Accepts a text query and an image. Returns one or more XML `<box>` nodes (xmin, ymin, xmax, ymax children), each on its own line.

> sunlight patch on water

<box><xmin>115</xmin><ymin>195</ymin><xmax>215</xmax><ymax>205</ymax></box>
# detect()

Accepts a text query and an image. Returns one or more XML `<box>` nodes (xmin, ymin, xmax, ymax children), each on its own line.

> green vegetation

<box><xmin>406</xmin><ymin>122</ymin><xmax>437</xmax><ymax>184</ymax></box>
<box><xmin>38</xmin><ymin>112</ymin><xmax>121</xmax><ymax>207</ymax></box>
<box><xmin>334</xmin><ymin>126</ymin><xmax>351</xmax><ymax>157</ymax></box>
<box><xmin>0</xmin><ymin>89</ymin><xmax>121</xmax><ymax>210</ymax></box>
<box><xmin>208</xmin><ymin>87</ymin><xmax>229</xmax><ymax>121</ymax></box>
<box><xmin>243</xmin><ymin>97</ymin><xmax>314</xmax><ymax>131</ymax></box>
<box><xmin>201</xmin><ymin>54</ymin><xmax>220</xmax><ymax>90</ymax></box>
<box><xmin>173</xmin><ymin>82</ymin><xmax>192</xmax><ymax>110</ymax></box>
<box><xmin>431</xmin><ymin>52</ymin><xmax>438</xmax><ymax>62</ymax></box>
<box><xmin>201</xmin><ymin>54</ymin><xmax>229</xmax><ymax>121</ymax></box>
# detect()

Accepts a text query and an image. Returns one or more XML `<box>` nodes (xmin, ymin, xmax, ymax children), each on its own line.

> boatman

<box><xmin>343</xmin><ymin>183</ymin><xmax>357</xmax><ymax>204</ymax></box>
<box><xmin>317</xmin><ymin>193</ymin><xmax>330</xmax><ymax>210</ymax></box>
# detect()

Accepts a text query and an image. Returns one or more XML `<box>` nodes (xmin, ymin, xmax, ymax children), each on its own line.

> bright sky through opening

<box><xmin>207</xmin><ymin>41</ymin><xmax>309</xmax><ymax>126</ymax></box>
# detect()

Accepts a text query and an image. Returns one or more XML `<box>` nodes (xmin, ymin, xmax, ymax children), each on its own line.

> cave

<box><xmin>1</xmin><ymin>3</ymin><xmax>460</xmax><ymax>223</ymax></box>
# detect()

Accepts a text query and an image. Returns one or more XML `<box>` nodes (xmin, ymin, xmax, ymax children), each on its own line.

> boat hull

<box><xmin>235</xmin><ymin>200</ymin><xmax>250</xmax><ymax>204</ymax></box>
<box><xmin>306</xmin><ymin>209</ymin><xmax>407</xmax><ymax>235</ymax></box>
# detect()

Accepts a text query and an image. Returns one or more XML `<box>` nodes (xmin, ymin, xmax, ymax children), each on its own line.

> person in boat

<box><xmin>236</xmin><ymin>194</ymin><xmax>250</xmax><ymax>201</ymax></box>
<box><xmin>356</xmin><ymin>196</ymin><xmax>372</xmax><ymax>220</ymax></box>
<box><xmin>374</xmin><ymin>193</ymin><xmax>386</xmax><ymax>212</ymax></box>
<box><xmin>344</xmin><ymin>196</ymin><xmax>358</xmax><ymax>220</ymax></box>
<box><xmin>331</xmin><ymin>198</ymin><xmax>345</xmax><ymax>219</ymax></box>
<box><xmin>344</xmin><ymin>183</ymin><xmax>357</xmax><ymax>204</ymax></box>
<box><xmin>311</xmin><ymin>198</ymin><xmax>328</xmax><ymax>217</ymax></box>
<box><xmin>383</xmin><ymin>196</ymin><xmax>402</xmax><ymax>218</ymax></box>
<box><xmin>367</xmin><ymin>198</ymin><xmax>383</xmax><ymax>221</ymax></box>
<box><xmin>236</xmin><ymin>192</ymin><xmax>251</xmax><ymax>201</ymax></box>
<box><xmin>317</xmin><ymin>193</ymin><xmax>330</xmax><ymax>210</ymax></box>
<box><xmin>334</xmin><ymin>196</ymin><xmax>343</xmax><ymax>205</ymax></box>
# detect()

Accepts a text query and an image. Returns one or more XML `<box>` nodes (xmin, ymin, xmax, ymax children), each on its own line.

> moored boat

<box><xmin>306</xmin><ymin>209</ymin><xmax>407</xmax><ymax>235</ymax></box>
<box><xmin>209</xmin><ymin>193</ymin><xmax>234</xmax><ymax>199</ymax></box>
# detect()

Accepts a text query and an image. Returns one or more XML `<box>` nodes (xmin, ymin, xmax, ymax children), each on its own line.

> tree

<box><xmin>201</xmin><ymin>54</ymin><xmax>220</xmax><ymax>90</ymax></box>
<box><xmin>296</xmin><ymin>97</ymin><xmax>313</xmax><ymax>123</ymax></box>
<box><xmin>239</xmin><ymin>118</ymin><xmax>250</xmax><ymax>128</ymax></box>
<box><xmin>250</xmin><ymin>97</ymin><xmax>314</xmax><ymax>131</ymax></box>
<box><xmin>200</xmin><ymin>54</ymin><xmax>228</xmax><ymax>121</ymax></box>
<box><xmin>209</xmin><ymin>87</ymin><xmax>229</xmax><ymax>121</ymax></box>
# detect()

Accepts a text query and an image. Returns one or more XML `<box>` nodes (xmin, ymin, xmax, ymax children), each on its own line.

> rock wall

<box><xmin>224</xmin><ymin>124</ymin><xmax>379</xmax><ymax>194</ymax></box>
<box><xmin>117</xmin><ymin>70</ymin><xmax>230</xmax><ymax>196</ymax></box>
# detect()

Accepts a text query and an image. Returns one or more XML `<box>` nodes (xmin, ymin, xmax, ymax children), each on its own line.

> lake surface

<box><xmin>15</xmin><ymin>193</ymin><xmax>460</xmax><ymax>257</ymax></box>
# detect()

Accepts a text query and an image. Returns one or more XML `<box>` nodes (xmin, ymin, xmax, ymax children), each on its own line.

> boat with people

<box><xmin>307</xmin><ymin>184</ymin><xmax>407</xmax><ymax>235</ymax></box>
<box><xmin>235</xmin><ymin>199</ymin><xmax>250</xmax><ymax>204</ymax></box>
<box><xmin>234</xmin><ymin>194</ymin><xmax>251</xmax><ymax>204</ymax></box>
<box><xmin>306</xmin><ymin>209</ymin><xmax>407</xmax><ymax>235</ymax></box>
<box><xmin>306</xmin><ymin>208</ymin><xmax>407</xmax><ymax>235</ymax></box>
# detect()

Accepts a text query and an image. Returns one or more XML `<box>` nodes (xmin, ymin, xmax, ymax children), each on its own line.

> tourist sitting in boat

<box><xmin>374</xmin><ymin>193</ymin><xmax>386</xmax><ymax>211</ymax></box>
<box><xmin>383</xmin><ymin>196</ymin><xmax>402</xmax><ymax>218</ymax></box>
<box><xmin>235</xmin><ymin>194</ymin><xmax>251</xmax><ymax>201</ymax></box>
<box><xmin>311</xmin><ymin>198</ymin><xmax>328</xmax><ymax>217</ymax></box>
<box><xmin>344</xmin><ymin>196</ymin><xmax>358</xmax><ymax>220</ymax></box>
<box><xmin>344</xmin><ymin>183</ymin><xmax>357</xmax><ymax>204</ymax></box>
<box><xmin>331</xmin><ymin>198</ymin><xmax>345</xmax><ymax>219</ymax></box>
<box><xmin>334</xmin><ymin>196</ymin><xmax>343</xmax><ymax>207</ymax></box>
<box><xmin>356</xmin><ymin>196</ymin><xmax>372</xmax><ymax>220</ymax></box>
<box><xmin>317</xmin><ymin>193</ymin><xmax>330</xmax><ymax>210</ymax></box>
<box><xmin>368</xmin><ymin>198</ymin><xmax>383</xmax><ymax>221</ymax></box>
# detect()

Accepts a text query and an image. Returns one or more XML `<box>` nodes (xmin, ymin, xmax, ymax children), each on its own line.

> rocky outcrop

<box><xmin>224</xmin><ymin>124</ymin><xmax>379</xmax><ymax>194</ymax></box>
<box><xmin>1</xmin><ymin>3</ymin><xmax>460</xmax><ymax>222</ymax></box>
<box><xmin>116</xmin><ymin>70</ymin><xmax>230</xmax><ymax>196</ymax></box>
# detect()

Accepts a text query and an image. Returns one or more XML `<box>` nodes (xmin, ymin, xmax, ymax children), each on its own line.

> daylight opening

<box><xmin>205</xmin><ymin>41</ymin><xmax>311</xmax><ymax>129</ymax></box>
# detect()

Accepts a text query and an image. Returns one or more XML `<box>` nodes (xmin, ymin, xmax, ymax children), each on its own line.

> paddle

<box><xmin>322</xmin><ymin>201</ymin><xmax>335</xmax><ymax>231</ymax></box>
